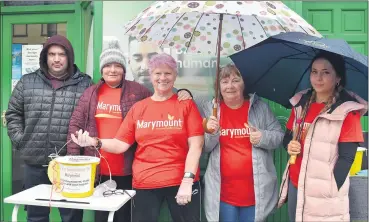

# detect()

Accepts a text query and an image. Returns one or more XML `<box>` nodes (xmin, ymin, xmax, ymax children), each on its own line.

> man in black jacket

<box><xmin>5</xmin><ymin>35</ymin><xmax>92</xmax><ymax>222</ymax></box>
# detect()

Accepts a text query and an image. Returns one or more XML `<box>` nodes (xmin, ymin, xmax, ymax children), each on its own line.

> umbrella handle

<box><xmin>202</xmin><ymin>118</ymin><xmax>215</xmax><ymax>134</ymax></box>
<box><xmin>289</xmin><ymin>126</ymin><xmax>300</xmax><ymax>165</ymax></box>
<box><xmin>212</xmin><ymin>107</ymin><xmax>217</xmax><ymax>117</ymax></box>
<box><xmin>289</xmin><ymin>155</ymin><xmax>297</xmax><ymax>164</ymax></box>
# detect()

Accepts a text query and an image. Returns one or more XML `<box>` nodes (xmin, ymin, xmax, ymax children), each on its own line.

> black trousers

<box><xmin>24</xmin><ymin>164</ymin><xmax>83</xmax><ymax>222</ymax></box>
<box><xmin>132</xmin><ymin>181</ymin><xmax>201</xmax><ymax>222</ymax></box>
<box><xmin>95</xmin><ymin>175</ymin><xmax>133</xmax><ymax>222</ymax></box>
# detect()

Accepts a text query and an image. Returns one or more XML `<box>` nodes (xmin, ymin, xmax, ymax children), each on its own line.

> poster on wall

<box><xmin>11</xmin><ymin>44</ymin><xmax>22</xmax><ymax>91</ymax></box>
<box><xmin>22</xmin><ymin>45</ymin><xmax>43</xmax><ymax>75</ymax></box>
<box><xmin>122</xmin><ymin>36</ymin><xmax>232</xmax><ymax>103</ymax></box>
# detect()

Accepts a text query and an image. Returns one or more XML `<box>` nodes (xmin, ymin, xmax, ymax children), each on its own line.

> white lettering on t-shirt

<box><xmin>137</xmin><ymin>119</ymin><xmax>183</xmax><ymax>130</ymax></box>
<box><xmin>220</xmin><ymin>127</ymin><xmax>250</xmax><ymax>139</ymax></box>
<box><xmin>97</xmin><ymin>101</ymin><xmax>121</xmax><ymax>113</ymax></box>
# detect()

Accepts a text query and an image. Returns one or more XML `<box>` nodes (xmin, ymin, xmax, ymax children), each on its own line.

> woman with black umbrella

<box><xmin>278</xmin><ymin>51</ymin><xmax>367</xmax><ymax>222</ymax></box>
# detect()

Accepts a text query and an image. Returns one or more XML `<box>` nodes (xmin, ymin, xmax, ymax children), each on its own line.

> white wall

<box><xmin>103</xmin><ymin>1</ymin><xmax>153</xmax><ymax>80</ymax></box>
<box><xmin>101</xmin><ymin>1</ymin><xmax>218</xmax><ymax>97</ymax></box>
<box><xmin>86</xmin><ymin>20</ymin><xmax>94</xmax><ymax>77</ymax></box>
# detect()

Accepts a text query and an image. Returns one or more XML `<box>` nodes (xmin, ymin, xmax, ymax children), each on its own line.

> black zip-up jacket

<box><xmin>5</xmin><ymin>67</ymin><xmax>92</xmax><ymax>166</ymax></box>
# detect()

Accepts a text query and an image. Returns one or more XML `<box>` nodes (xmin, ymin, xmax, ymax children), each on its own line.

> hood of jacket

<box><xmin>39</xmin><ymin>35</ymin><xmax>75</xmax><ymax>79</ymax></box>
<box><xmin>290</xmin><ymin>88</ymin><xmax>368</xmax><ymax>116</ymax></box>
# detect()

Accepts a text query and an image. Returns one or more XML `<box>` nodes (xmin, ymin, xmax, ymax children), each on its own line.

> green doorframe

<box><xmin>0</xmin><ymin>2</ymin><xmax>93</xmax><ymax>221</ymax></box>
<box><xmin>93</xmin><ymin>1</ymin><xmax>103</xmax><ymax>83</ymax></box>
<box><xmin>0</xmin><ymin>2</ymin><xmax>3</xmax><ymax>220</ymax></box>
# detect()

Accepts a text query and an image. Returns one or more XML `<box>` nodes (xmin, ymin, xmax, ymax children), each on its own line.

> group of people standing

<box><xmin>5</xmin><ymin>34</ymin><xmax>366</xmax><ymax>222</ymax></box>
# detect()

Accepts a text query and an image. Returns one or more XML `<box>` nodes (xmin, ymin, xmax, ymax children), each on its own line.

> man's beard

<box><xmin>134</xmin><ymin>70</ymin><xmax>153</xmax><ymax>91</ymax></box>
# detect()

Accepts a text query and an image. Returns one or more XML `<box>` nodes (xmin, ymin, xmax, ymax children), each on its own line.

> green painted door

<box><xmin>268</xmin><ymin>2</ymin><xmax>368</xmax><ymax>222</ymax></box>
<box><xmin>0</xmin><ymin>13</ymin><xmax>93</xmax><ymax>222</ymax></box>
<box><xmin>303</xmin><ymin>2</ymin><xmax>368</xmax><ymax>55</ymax></box>
<box><xmin>302</xmin><ymin>1</ymin><xmax>368</xmax><ymax>131</ymax></box>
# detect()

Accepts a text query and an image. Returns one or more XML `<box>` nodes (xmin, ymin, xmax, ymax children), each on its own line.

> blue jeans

<box><xmin>288</xmin><ymin>180</ymin><xmax>298</xmax><ymax>222</ymax></box>
<box><xmin>219</xmin><ymin>201</ymin><xmax>255</xmax><ymax>222</ymax></box>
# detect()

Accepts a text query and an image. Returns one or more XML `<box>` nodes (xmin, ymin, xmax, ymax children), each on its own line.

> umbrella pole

<box><xmin>213</xmin><ymin>13</ymin><xmax>223</xmax><ymax>117</ymax></box>
<box><xmin>203</xmin><ymin>14</ymin><xmax>223</xmax><ymax>133</ymax></box>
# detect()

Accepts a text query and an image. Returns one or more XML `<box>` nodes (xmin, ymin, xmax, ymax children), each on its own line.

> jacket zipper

<box><xmin>248</xmin><ymin>95</ymin><xmax>262</xmax><ymax>215</ymax></box>
<box><xmin>300</xmin><ymin>117</ymin><xmax>319</xmax><ymax>221</ymax></box>
<box><xmin>278</xmin><ymin>106</ymin><xmax>298</xmax><ymax>204</ymax></box>
<box><xmin>46</xmin><ymin>90</ymin><xmax>56</xmax><ymax>164</ymax></box>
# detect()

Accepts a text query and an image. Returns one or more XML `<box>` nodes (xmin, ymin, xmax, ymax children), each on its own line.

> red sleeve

<box><xmin>338</xmin><ymin>111</ymin><xmax>364</xmax><ymax>142</ymax></box>
<box><xmin>186</xmin><ymin>100</ymin><xmax>204</xmax><ymax>137</ymax></box>
<box><xmin>115</xmin><ymin>105</ymin><xmax>136</xmax><ymax>144</ymax></box>
<box><xmin>286</xmin><ymin>109</ymin><xmax>295</xmax><ymax>131</ymax></box>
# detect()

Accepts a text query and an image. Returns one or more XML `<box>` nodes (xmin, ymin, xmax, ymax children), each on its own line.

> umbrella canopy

<box><xmin>124</xmin><ymin>1</ymin><xmax>322</xmax><ymax>56</ymax></box>
<box><xmin>230</xmin><ymin>32</ymin><xmax>368</xmax><ymax>108</ymax></box>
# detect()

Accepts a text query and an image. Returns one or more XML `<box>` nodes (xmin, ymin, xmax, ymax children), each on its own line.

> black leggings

<box><xmin>95</xmin><ymin>175</ymin><xmax>133</xmax><ymax>222</ymax></box>
<box><xmin>132</xmin><ymin>181</ymin><xmax>202</xmax><ymax>222</ymax></box>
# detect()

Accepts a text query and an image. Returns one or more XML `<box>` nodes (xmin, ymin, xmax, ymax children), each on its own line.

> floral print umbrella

<box><xmin>124</xmin><ymin>1</ymin><xmax>322</xmax><ymax>116</ymax></box>
<box><xmin>124</xmin><ymin>1</ymin><xmax>322</xmax><ymax>56</ymax></box>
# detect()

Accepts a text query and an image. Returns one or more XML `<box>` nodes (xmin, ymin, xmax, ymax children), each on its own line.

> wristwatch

<box><xmin>183</xmin><ymin>172</ymin><xmax>195</xmax><ymax>179</ymax></box>
<box><xmin>94</xmin><ymin>137</ymin><xmax>102</xmax><ymax>150</ymax></box>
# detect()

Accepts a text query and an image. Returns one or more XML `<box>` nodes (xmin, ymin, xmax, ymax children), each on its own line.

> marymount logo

<box><xmin>301</xmin><ymin>39</ymin><xmax>329</xmax><ymax>49</ymax></box>
<box><xmin>137</xmin><ymin>114</ymin><xmax>183</xmax><ymax>130</ymax></box>
<box><xmin>97</xmin><ymin>101</ymin><xmax>121</xmax><ymax>113</ymax></box>
<box><xmin>220</xmin><ymin>122</ymin><xmax>251</xmax><ymax>138</ymax></box>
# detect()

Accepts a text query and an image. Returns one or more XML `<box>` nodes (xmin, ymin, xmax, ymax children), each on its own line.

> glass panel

<box><xmin>4</xmin><ymin>1</ymin><xmax>75</xmax><ymax>6</ymax></box>
<box><xmin>11</xmin><ymin>23</ymin><xmax>67</xmax><ymax>194</ymax></box>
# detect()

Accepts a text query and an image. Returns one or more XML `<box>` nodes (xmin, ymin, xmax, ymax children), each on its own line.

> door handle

<box><xmin>2</xmin><ymin>110</ymin><xmax>6</xmax><ymax>127</ymax></box>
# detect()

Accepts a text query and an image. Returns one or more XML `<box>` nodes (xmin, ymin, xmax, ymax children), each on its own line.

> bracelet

<box><xmin>93</xmin><ymin>137</ymin><xmax>102</xmax><ymax>150</ymax></box>
<box><xmin>181</xmin><ymin>178</ymin><xmax>194</xmax><ymax>185</ymax></box>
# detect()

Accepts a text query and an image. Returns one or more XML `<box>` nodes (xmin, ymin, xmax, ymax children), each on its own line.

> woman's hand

<box><xmin>206</xmin><ymin>116</ymin><xmax>219</xmax><ymax>134</ymax></box>
<box><xmin>249</xmin><ymin>126</ymin><xmax>262</xmax><ymax>145</ymax></box>
<box><xmin>177</xmin><ymin>90</ymin><xmax>192</xmax><ymax>101</ymax></box>
<box><xmin>287</xmin><ymin>140</ymin><xmax>301</xmax><ymax>155</ymax></box>
<box><xmin>71</xmin><ymin>129</ymin><xmax>97</xmax><ymax>147</ymax></box>
<box><xmin>175</xmin><ymin>178</ymin><xmax>193</xmax><ymax>205</ymax></box>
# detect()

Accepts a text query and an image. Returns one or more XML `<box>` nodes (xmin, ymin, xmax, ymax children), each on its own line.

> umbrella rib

<box><xmin>185</xmin><ymin>12</ymin><xmax>205</xmax><ymax>53</ymax></box>
<box><xmin>298</xmin><ymin>25</ymin><xmax>309</xmax><ymax>35</ymax></box>
<box><xmin>236</xmin><ymin>15</ymin><xmax>246</xmax><ymax>50</ymax></box>
<box><xmin>281</xmin><ymin>42</ymin><xmax>316</xmax><ymax>57</ymax></box>
<box><xmin>275</xmin><ymin>20</ymin><xmax>289</xmax><ymax>32</ymax></box>
<box><xmin>125</xmin><ymin>17</ymin><xmax>143</xmax><ymax>35</ymax></box>
<box><xmin>251</xmin><ymin>57</ymin><xmax>283</xmax><ymax>86</ymax></box>
<box><xmin>291</xmin><ymin>64</ymin><xmax>311</xmax><ymax>97</ymax></box>
<box><xmin>124</xmin><ymin>2</ymin><xmax>158</xmax><ymax>35</ymax></box>
<box><xmin>251</xmin><ymin>51</ymin><xmax>313</xmax><ymax>87</ymax></box>
<box><xmin>252</xmin><ymin>15</ymin><xmax>268</xmax><ymax>37</ymax></box>
<box><xmin>159</xmin><ymin>13</ymin><xmax>186</xmax><ymax>48</ymax></box>
<box><xmin>345</xmin><ymin>59</ymin><xmax>367</xmax><ymax>78</ymax></box>
<box><xmin>284</xmin><ymin>57</ymin><xmax>312</xmax><ymax>61</ymax></box>
<box><xmin>139</xmin><ymin>14</ymin><xmax>165</xmax><ymax>41</ymax></box>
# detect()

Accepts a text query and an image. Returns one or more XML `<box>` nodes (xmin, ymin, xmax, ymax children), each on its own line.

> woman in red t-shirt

<box><xmin>200</xmin><ymin>64</ymin><xmax>284</xmax><ymax>222</ymax></box>
<box><xmin>71</xmin><ymin>53</ymin><xmax>204</xmax><ymax>222</ymax></box>
<box><xmin>68</xmin><ymin>41</ymin><xmax>193</xmax><ymax>222</ymax></box>
<box><xmin>278</xmin><ymin>51</ymin><xmax>367</xmax><ymax>222</ymax></box>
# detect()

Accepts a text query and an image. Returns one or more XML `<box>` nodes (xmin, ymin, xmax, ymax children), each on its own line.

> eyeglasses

<box><xmin>102</xmin><ymin>189</ymin><xmax>135</xmax><ymax>206</ymax></box>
